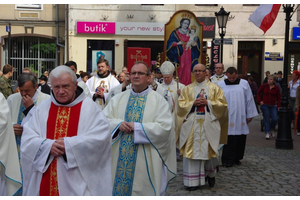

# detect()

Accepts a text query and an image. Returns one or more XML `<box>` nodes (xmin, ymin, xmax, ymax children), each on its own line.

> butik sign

<box><xmin>77</xmin><ymin>22</ymin><xmax>115</xmax><ymax>34</ymax></box>
<box><xmin>115</xmin><ymin>22</ymin><xmax>165</xmax><ymax>35</ymax></box>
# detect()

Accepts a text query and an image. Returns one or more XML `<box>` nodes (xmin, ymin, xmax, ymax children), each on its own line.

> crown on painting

<box><xmin>160</xmin><ymin>61</ymin><xmax>175</xmax><ymax>75</ymax></box>
<box><xmin>181</xmin><ymin>13</ymin><xmax>192</xmax><ymax>19</ymax></box>
<box><xmin>190</xmin><ymin>25</ymin><xmax>197</xmax><ymax>30</ymax></box>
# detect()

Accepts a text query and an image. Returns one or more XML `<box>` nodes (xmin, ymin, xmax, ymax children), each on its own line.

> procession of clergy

<box><xmin>0</xmin><ymin>59</ymin><xmax>258</xmax><ymax>196</ymax></box>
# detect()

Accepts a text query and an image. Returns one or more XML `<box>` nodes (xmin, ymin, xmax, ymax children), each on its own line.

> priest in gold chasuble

<box><xmin>177</xmin><ymin>64</ymin><xmax>228</xmax><ymax>190</ymax></box>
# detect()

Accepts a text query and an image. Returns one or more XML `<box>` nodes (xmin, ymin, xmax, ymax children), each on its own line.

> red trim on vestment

<box><xmin>39</xmin><ymin>102</ymin><xmax>82</xmax><ymax>196</ymax></box>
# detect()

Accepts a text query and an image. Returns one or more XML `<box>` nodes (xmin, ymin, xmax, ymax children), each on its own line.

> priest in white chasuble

<box><xmin>21</xmin><ymin>66</ymin><xmax>112</xmax><ymax>196</ymax></box>
<box><xmin>103</xmin><ymin>61</ymin><xmax>176</xmax><ymax>196</ymax></box>
<box><xmin>7</xmin><ymin>73</ymin><xmax>50</xmax><ymax>195</ymax></box>
<box><xmin>177</xmin><ymin>63</ymin><xmax>228</xmax><ymax>190</ymax></box>
<box><xmin>86</xmin><ymin>58</ymin><xmax>120</xmax><ymax>109</ymax></box>
<box><xmin>159</xmin><ymin>61</ymin><xmax>185</xmax><ymax>158</ymax></box>
<box><xmin>0</xmin><ymin>92</ymin><xmax>22</xmax><ymax>196</ymax></box>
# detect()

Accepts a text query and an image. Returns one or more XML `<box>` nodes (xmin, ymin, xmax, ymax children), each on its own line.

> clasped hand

<box><xmin>95</xmin><ymin>87</ymin><xmax>104</xmax><ymax>98</ymax></box>
<box><xmin>119</xmin><ymin>121</ymin><xmax>134</xmax><ymax>133</ymax></box>
<box><xmin>50</xmin><ymin>138</ymin><xmax>65</xmax><ymax>157</ymax></box>
<box><xmin>194</xmin><ymin>95</ymin><xmax>207</xmax><ymax>107</ymax></box>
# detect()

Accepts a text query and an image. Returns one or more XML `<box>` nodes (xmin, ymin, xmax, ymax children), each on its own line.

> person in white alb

<box><xmin>218</xmin><ymin>67</ymin><xmax>258</xmax><ymax>167</ymax></box>
<box><xmin>0</xmin><ymin>92</ymin><xmax>22</xmax><ymax>196</ymax></box>
<box><xmin>7</xmin><ymin>73</ymin><xmax>50</xmax><ymax>195</ymax></box>
<box><xmin>21</xmin><ymin>66</ymin><xmax>112</xmax><ymax>196</ymax></box>
<box><xmin>86</xmin><ymin>58</ymin><xmax>120</xmax><ymax>109</ymax></box>
<box><xmin>159</xmin><ymin>61</ymin><xmax>185</xmax><ymax>159</ymax></box>
<box><xmin>177</xmin><ymin>64</ymin><xmax>228</xmax><ymax>190</ymax></box>
<box><xmin>210</xmin><ymin>63</ymin><xmax>227</xmax><ymax>84</ymax></box>
<box><xmin>103</xmin><ymin>61</ymin><xmax>176</xmax><ymax>196</ymax></box>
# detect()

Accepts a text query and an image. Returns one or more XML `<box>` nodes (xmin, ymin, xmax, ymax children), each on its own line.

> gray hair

<box><xmin>17</xmin><ymin>73</ymin><xmax>37</xmax><ymax>88</ymax></box>
<box><xmin>49</xmin><ymin>65</ymin><xmax>77</xmax><ymax>85</ymax></box>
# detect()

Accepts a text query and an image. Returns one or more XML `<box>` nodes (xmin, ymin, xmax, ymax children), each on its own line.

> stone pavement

<box><xmin>165</xmin><ymin>113</ymin><xmax>300</xmax><ymax>196</ymax></box>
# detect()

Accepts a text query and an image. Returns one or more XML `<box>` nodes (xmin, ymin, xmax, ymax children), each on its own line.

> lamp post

<box><xmin>215</xmin><ymin>6</ymin><xmax>230</xmax><ymax>64</ymax></box>
<box><xmin>276</xmin><ymin>4</ymin><xmax>294</xmax><ymax>149</ymax></box>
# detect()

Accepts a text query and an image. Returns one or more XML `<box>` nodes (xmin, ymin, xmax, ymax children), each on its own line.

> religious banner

<box><xmin>164</xmin><ymin>10</ymin><xmax>203</xmax><ymax>85</ymax></box>
<box><xmin>127</xmin><ymin>47</ymin><xmax>151</xmax><ymax>72</ymax></box>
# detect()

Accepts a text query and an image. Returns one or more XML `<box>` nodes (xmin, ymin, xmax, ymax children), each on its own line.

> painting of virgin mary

<box><xmin>165</xmin><ymin>11</ymin><xmax>202</xmax><ymax>85</ymax></box>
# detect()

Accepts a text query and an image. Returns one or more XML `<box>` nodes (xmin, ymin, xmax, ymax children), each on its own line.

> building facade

<box><xmin>1</xmin><ymin>4</ymin><xmax>299</xmax><ymax>85</ymax></box>
<box><xmin>0</xmin><ymin>4</ymin><xmax>65</xmax><ymax>81</ymax></box>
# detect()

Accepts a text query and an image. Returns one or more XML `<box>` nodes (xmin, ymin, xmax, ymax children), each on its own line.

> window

<box><xmin>5</xmin><ymin>36</ymin><xmax>56</xmax><ymax>81</ymax></box>
<box><xmin>15</xmin><ymin>4</ymin><xmax>43</xmax><ymax>10</ymax></box>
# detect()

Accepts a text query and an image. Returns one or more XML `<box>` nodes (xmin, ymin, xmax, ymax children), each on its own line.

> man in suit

<box><xmin>277</xmin><ymin>71</ymin><xmax>284</xmax><ymax>88</ymax></box>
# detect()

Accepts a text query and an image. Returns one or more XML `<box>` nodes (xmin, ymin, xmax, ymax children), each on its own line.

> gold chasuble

<box><xmin>113</xmin><ymin>93</ymin><xmax>147</xmax><ymax>196</ymax></box>
<box><xmin>39</xmin><ymin>102</ymin><xmax>82</xmax><ymax>196</ymax></box>
<box><xmin>177</xmin><ymin>80</ymin><xmax>228</xmax><ymax>158</ymax></box>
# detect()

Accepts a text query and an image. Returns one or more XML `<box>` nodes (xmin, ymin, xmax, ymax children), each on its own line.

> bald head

<box><xmin>193</xmin><ymin>64</ymin><xmax>206</xmax><ymax>83</ymax></box>
<box><xmin>193</xmin><ymin>64</ymin><xmax>206</xmax><ymax>71</ymax></box>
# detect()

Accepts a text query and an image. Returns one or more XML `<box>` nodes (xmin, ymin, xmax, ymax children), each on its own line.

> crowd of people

<box><xmin>3</xmin><ymin>59</ymin><xmax>291</xmax><ymax>196</ymax></box>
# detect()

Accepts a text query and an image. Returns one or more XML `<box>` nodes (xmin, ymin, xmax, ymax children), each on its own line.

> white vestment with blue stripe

<box><xmin>104</xmin><ymin>87</ymin><xmax>177</xmax><ymax>196</ymax></box>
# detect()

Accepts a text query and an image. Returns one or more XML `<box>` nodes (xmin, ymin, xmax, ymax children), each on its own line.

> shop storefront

<box><xmin>73</xmin><ymin>17</ymin><xmax>216</xmax><ymax>74</ymax></box>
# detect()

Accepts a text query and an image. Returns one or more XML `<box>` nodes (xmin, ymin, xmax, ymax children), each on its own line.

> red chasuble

<box><xmin>39</xmin><ymin>102</ymin><xmax>82</xmax><ymax>196</ymax></box>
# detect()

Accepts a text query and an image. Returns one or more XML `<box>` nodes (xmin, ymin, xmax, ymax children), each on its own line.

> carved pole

<box><xmin>175</xmin><ymin>63</ymin><xmax>179</xmax><ymax>90</ymax></box>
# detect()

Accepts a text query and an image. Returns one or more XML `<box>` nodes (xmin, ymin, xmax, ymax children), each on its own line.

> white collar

<box><xmin>131</xmin><ymin>86</ymin><xmax>152</xmax><ymax>97</ymax></box>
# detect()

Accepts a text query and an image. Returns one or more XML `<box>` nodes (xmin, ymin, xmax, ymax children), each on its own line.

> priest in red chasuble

<box><xmin>21</xmin><ymin>65</ymin><xmax>112</xmax><ymax>196</ymax></box>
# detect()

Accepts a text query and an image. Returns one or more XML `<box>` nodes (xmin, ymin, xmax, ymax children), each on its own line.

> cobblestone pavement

<box><xmin>165</xmin><ymin>114</ymin><xmax>300</xmax><ymax>196</ymax></box>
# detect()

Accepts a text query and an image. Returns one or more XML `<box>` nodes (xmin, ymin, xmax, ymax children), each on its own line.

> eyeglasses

<box><xmin>193</xmin><ymin>70</ymin><xmax>206</xmax><ymax>73</ymax></box>
<box><xmin>130</xmin><ymin>71</ymin><xmax>148</xmax><ymax>76</ymax></box>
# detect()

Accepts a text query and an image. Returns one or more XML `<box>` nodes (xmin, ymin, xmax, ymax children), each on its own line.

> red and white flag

<box><xmin>249</xmin><ymin>4</ymin><xmax>281</xmax><ymax>34</ymax></box>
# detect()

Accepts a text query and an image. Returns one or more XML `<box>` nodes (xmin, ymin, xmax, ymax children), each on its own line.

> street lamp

<box><xmin>215</xmin><ymin>6</ymin><xmax>230</xmax><ymax>64</ymax></box>
<box><xmin>276</xmin><ymin>4</ymin><xmax>294</xmax><ymax>149</ymax></box>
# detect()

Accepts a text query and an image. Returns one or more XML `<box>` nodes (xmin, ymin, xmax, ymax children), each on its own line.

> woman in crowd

<box><xmin>257</xmin><ymin>74</ymin><xmax>281</xmax><ymax>139</ymax></box>
<box><xmin>288</xmin><ymin>70</ymin><xmax>300</xmax><ymax>112</ymax></box>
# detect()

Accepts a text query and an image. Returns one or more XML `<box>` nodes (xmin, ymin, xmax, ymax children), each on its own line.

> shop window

<box><xmin>86</xmin><ymin>40</ymin><xmax>115</xmax><ymax>75</ymax></box>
